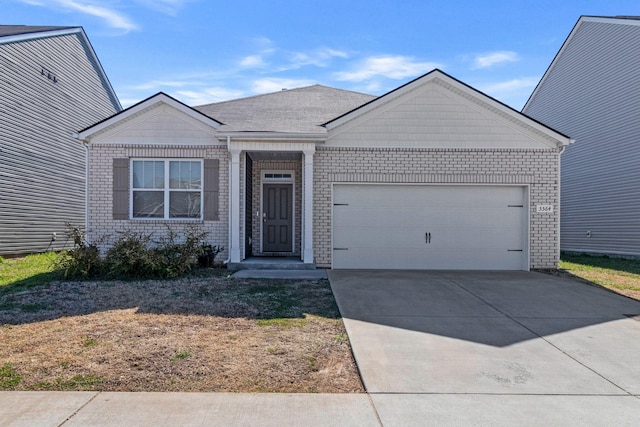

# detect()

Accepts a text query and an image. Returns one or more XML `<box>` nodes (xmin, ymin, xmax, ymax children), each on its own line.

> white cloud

<box><xmin>20</xmin><ymin>0</ymin><xmax>138</xmax><ymax>32</ymax></box>
<box><xmin>479</xmin><ymin>77</ymin><xmax>538</xmax><ymax>95</ymax></box>
<box><xmin>135</xmin><ymin>0</ymin><xmax>192</xmax><ymax>16</ymax></box>
<box><xmin>239</xmin><ymin>55</ymin><xmax>266</xmax><ymax>68</ymax></box>
<box><xmin>476</xmin><ymin>77</ymin><xmax>539</xmax><ymax>109</ymax></box>
<box><xmin>289</xmin><ymin>47</ymin><xmax>349</xmax><ymax>68</ymax></box>
<box><xmin>174</xmin><ymin>87</ymin><xmax>246</xmax><ymax>105</ymax></box>
<box><xmin>251</xmin><ymin>78</ymin><xmax>316</xmax><ymax>94</ymax></box>
<box><xmin>473</xmin><ymin>51</ymin><xmax>519</xmax><ymax>69</ymax></box>
<box><xmin>127</xmin><ymin>80</ymin><xmax>191</xmax><ymax>91</ymax></box>
<box><xmin>335</xmin><ymin>55</ymin><xmax>439</xmax><ymax>82</ymax></box>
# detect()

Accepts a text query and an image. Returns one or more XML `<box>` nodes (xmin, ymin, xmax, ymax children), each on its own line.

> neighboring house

<box><xmin>523</xmin><ymin>16</ymin><xmax>640</xmax><ymax>258</ymax></box>
<box><xmin>0</xmin><ymin>25</ymin><xmax>121</xmax><ymax>255</ymax></box>
<box><xmin>78</xmin><ymin>69</ymin><xmax>571</xmax><ymax>271</ymax></box>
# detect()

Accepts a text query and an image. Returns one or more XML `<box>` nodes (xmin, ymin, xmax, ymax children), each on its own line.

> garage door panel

<box><xmin>333</xmin><ymin>247</ymin><xmax>525</xmax><ymax>270</ymax></box>
<box><xmin>334</xmin><ymin>207</ymin><xmax>523</xmax><ymax>229</ymax></box>
<box><xmin>334</xmin><ymin>225</ymin><xmax>523</xmax><ymax>250</ymax></box>
<box><xmin>332</xmin><ymin>184</ymin><xmax>527</xmax><ymax>270</ymax></box>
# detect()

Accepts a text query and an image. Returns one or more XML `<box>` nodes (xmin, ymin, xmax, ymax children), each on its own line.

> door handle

<box><xmin>425</xmin><ymin>232</ymin><xmax>431</xmax><ymax>244</ymax></box>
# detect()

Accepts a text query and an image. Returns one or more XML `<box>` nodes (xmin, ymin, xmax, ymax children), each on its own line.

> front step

<box><xmin>227</xmin><ymin>257</ymin><xmax>317</xmax><ymax>272</ymax></box>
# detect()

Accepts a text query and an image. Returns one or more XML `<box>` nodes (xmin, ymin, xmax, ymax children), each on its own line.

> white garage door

<box><xmin>332</xmin><ymin>184</ymin><xmax>528</xmax><ymax>270</ymax></box>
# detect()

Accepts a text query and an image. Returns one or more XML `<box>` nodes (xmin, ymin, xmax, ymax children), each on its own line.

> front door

<box><xmin>262</xmin><ymin>183</ymin><xmax>293</xmax><ymax>252</ymax></box>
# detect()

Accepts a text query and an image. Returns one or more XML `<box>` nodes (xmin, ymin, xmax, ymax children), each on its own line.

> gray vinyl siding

<box><xmin>524</xmin><ymin>19</ymin><xmax>640</xmax><ymax>257</ymax></box>
<box><xmin>0</xmin><ymin>30</ymin><xmax>120</xmax><ymax>255</ymax></box>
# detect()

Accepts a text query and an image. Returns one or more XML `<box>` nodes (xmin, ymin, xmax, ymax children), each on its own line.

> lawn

<box><xmin>558</xmin><ymin>253</ymin><xmax>640</xmax><ymax>300</ymax></box>
<box><xmin>0</xmin><ymin>253</ymin><xmax>363</xmax><ymax>393</ymax></box>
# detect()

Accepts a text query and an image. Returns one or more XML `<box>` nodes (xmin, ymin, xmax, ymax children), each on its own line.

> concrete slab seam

<box><xmin>365</xmin><ymin>393</ymin><xmax>385</xmax><ymax>427</ymax></box>
<box><xmin>57</xmin><ymin>391</ymin><xmax>101</xmax><ymax>426</ymax></box>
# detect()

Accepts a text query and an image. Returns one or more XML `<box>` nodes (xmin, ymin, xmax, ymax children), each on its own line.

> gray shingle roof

<box><xmin>194</xmin><ymin>84</ymin><xmax>376</xmax><ymax>133</ymax></box>
<box><xmin>0</xmin><ymin>25</ymin><xmax>76</xmax><ymax>37</ymax></box>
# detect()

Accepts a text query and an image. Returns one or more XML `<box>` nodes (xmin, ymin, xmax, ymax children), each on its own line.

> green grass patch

<box><xmin>170</xmin><ymin>350</ymin><xmax>192</xmax><ymax>362</ymax></box>
<box><xmin>82</xmin><ymin>338</ymin><xmax>99</xmax><ymax>348</ymax></box>
<box><xmin>33</xmin><ymin>374</ymin><xmax>104</xmax><ymax>391</ymax></box>
<box><xmin>0</xmin><ymin>252</ymin><xmax>62</xmax><ymax>291</ymax></box>
<box><xmin>560</xmin><ymin>253</ymin><xmax>640</xmax><ymax>291</ymax></box>
<box><xmin>256</xmin><ymin>317</ymin><xmax>308</xmax><ymax>328</ymax></box>
<box><xmin>0</xmin><ymin>363</ymin><xmax>22</xmax><ymax>389</ymax></box>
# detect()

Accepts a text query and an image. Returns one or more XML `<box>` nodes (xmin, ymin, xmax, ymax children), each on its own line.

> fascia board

<box><xmin>439</xmin><ymin>75</ymin><xmax>572</xmax><ymax>146</ymax></box>
<box><xmin>215</xmin><ymin>132</ymin><xmax>327</xmax><ymax>142</ymax></box>
<box><xmin>0</xmin><ymin>27</ymin><xmax>123</xmax><ymax>112</ymax></box>
<box><xmin>524</xmin><ymin>16</ymin><xmax>640</xmax><ymax>112</ymax></box>
<box><xmin>78</xmin><ymin>93</ymin><xmax>222</xmax><ymax>141</ymax></box>
<box><xmin>0</xmin><ymin>27</ymin><xmax>80</xmax><ymax>45</ymax></box>
<box><xmin>326</xmin><ymin>69</ymin><xmax>571</xmax><ymax>148</ymax></box>
<box><xmin>75</xmin><ymin>28</ymin><xmax>122</xmax><ymax>111</ymax></box>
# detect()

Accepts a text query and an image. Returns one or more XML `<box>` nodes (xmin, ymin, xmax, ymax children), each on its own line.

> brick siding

<box><xmin>313</xmin><ymin>146</ymin><xmax>560</xmax><ymax>269</ymax></box>
<box><xmin>87</xmin><ymin>144</ymin><xmax>229</xmax><ymax>261</ymax></box>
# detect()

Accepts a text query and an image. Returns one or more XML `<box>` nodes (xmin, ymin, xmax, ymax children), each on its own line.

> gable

<box><xmin>325</xmin><ymin>71</ymin><xmax>568</xmax><ymax>149</ymax></box>
<box><xmin>87</xmin><ymin>103</ymin><xmax>221</xmax><ymax>145</ymax></box>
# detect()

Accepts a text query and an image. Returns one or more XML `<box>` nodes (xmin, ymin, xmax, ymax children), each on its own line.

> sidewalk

<box><xmin>4</xmin><ymin>390</ymin><xmax>640</xmax><ymax>426</ymax></box>
<box><xmin>0</xmin><ymin>391</ymin><xmax>380</xmax><ymax>427</ymax></box>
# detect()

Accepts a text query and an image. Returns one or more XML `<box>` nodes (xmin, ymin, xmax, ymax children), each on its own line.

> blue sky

<box><xmin>5</xmin><ymin>1</ymin><xmax>640</xmax><ymax>109</ymax></box>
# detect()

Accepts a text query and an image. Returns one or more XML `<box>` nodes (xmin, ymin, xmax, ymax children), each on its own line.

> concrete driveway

<box><xmin>328</xmin><ymin>270</ymin><xmax>640</xmax><ymax>425</ymax></box>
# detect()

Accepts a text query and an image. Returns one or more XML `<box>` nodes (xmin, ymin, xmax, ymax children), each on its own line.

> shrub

<box><xmin>151</xmin><ymin>226</ymin><xmax>210</xmax><ymax>278</ymax></box>
<box><xmin>56</xmin><ymin>224</ymin><xmax>216</xmax><ymax>280</ymax></box>
<box><xmin>103</xmin><ymin>230</ymin><xmax>157</xmax><ymax>278</ymax></box>
<box><xmin>57</xmin><ymin>245</ymin><xmax>102</xmax><ymax>279</ymax></box>
<box><xmin>55</xmin><ymin>223</ymin><xmax>103</xmax><ymax>279</ymax></box>
<box><xmin>198</xmin><ymin>243</ymin><xmax>224</xmax><ymax>268</ymax></box>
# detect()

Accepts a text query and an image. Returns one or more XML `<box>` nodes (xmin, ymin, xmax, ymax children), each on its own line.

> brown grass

<box><xmin>0</xmin><ymin>274</ymin><xmax>363</xmax><ymax>393</ymax></box>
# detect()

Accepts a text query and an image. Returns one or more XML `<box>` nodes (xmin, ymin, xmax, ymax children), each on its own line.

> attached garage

<box><xmin>332</xmin><ymin>184</ymin><xmax>528</xmax><ymax>270</ymax></box>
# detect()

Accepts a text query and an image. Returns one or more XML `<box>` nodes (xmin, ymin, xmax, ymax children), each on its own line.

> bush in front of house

<box><xmin>58</xmin><ymin>225</ymin><xmax>223</xmax><ymax>280</ymax></box>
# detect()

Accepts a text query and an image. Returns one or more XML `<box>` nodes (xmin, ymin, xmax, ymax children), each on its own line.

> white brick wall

<box><xmin>89</xmin><ymin>144</ymin><xmax>560</xmax><ymax>270</ymax></box>
<box><xmin>313</xmin><ymin>146</ymin><xmax>560</xmax><ymax>269</ymax></box>
<box><xmin>87</xmin><ymin>144</ymin><xmax>229</xmax><ymax>260</ymax></box>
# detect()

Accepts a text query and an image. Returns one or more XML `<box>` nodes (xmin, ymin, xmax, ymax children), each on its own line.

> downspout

<box><xmin>73</xmin><ymin>132</ymin><xmax>90</xmax><ymax>246</ymax></box>
<box><xmin>223</xmin><ymin>135</ymin><xmax>231</xmax><ymax>264</ymax></box>
<box><xmin>557</xmin><ymin>139</ymin><xmax>575</xmax><ymax>265</ymax></box>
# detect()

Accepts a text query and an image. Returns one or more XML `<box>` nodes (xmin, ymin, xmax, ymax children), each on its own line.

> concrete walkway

<box><xmin>329</xmin><ymin>270</ymin><xmax>640</xmax><ymax>425</ymax></box>
<box><xmin>3</xmin><ymin>270</ymin><xmax>640</xmax><ymax>426</ymax></box>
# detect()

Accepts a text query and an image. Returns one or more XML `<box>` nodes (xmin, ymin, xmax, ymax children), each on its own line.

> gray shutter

<box><xmin>113</xmin><ymin>158</ymin><xmax>129</xmax><ymax>220</ymax></box>
<box><xmin>203</xmin><ymin>159</ymin><xmax>219</xmax><ymax>221</ymax></box>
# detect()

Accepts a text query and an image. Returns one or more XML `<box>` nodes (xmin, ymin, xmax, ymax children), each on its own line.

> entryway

<box><xmin>262</xmin><ymin>183</ymin><xmax>293</xmax><ymax>253</ymax></box>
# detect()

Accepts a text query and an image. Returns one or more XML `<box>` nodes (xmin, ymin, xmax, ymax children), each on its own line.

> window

<box><xmin>131</xmin><ymin>160</ymin><xmax>202</xmax><ymax>219</ymax></box>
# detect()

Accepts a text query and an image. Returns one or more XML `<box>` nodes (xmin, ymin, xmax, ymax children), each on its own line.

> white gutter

<box><xmin>72</xmin><ymin>132</ymin><xmax>90</xmax><ymax>245</ymax></box>
<box><xmin>216</xmin><ymin>132</ymin><xmax>326</xmax><ymax>142</ymax></box>
<box><xmin>556</xmin><ymin>138</ymin><xmax>575</xmax><ymax>264</ymax></box>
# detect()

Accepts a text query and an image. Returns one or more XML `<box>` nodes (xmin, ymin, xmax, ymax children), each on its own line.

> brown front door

<box><xmin>262</xmin><ymin>183</ymin><xmax>293</xmax><ymax>252</ymax></box>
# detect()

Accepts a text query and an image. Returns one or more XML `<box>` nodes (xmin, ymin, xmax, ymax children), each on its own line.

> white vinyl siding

<box><xmin>131</xmin><ymin>159</ymin><xmax>202</xmax><ymax>220</ymax></box>
<box><xmin>523</xmin><ymin>18</ymin><xmax>640</xmax><ymax>256</ymax></box>
<box><xmin>0</xmin><ymin>29</ymin><xmax>120</xmax><ymax>255</ymax></box>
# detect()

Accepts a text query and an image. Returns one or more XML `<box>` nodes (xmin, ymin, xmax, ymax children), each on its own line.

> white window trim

<box><xmin>130</xmin><ymin>158</ymin><xmax>203</xmax><ymax>220</ymax></box>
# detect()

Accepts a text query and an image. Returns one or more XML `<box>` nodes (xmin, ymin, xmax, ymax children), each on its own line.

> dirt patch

<box><xmin>0</xmin><ymin>274</ymin><xmax>363</xmax><ymax>393</ymax></box>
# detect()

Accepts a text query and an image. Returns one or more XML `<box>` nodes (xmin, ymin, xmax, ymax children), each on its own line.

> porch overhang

<box><xmin>216</xmin><ymin>132</ymin><xmax>326</xmax><ymax>143</ymax></box>
<box><xmin>225</xmin><ymin>136</ymin><xmax>317</xmax><ymax>265</ymax></box>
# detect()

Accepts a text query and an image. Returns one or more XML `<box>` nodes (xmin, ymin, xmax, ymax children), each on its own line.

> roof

<box><xmin>0</xmin><ymin>25</ymin><xmax>76</xmax><ymax>37</ymax></box>
<box><xmin>523</xmin><ymin>15</ymin><xmax>640</xmax><ymax>110</ymax></box>
<box><xmin>195</xmin><ymin>85</ymin><xmax>375</xmax><ymax>133</ymax></box>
